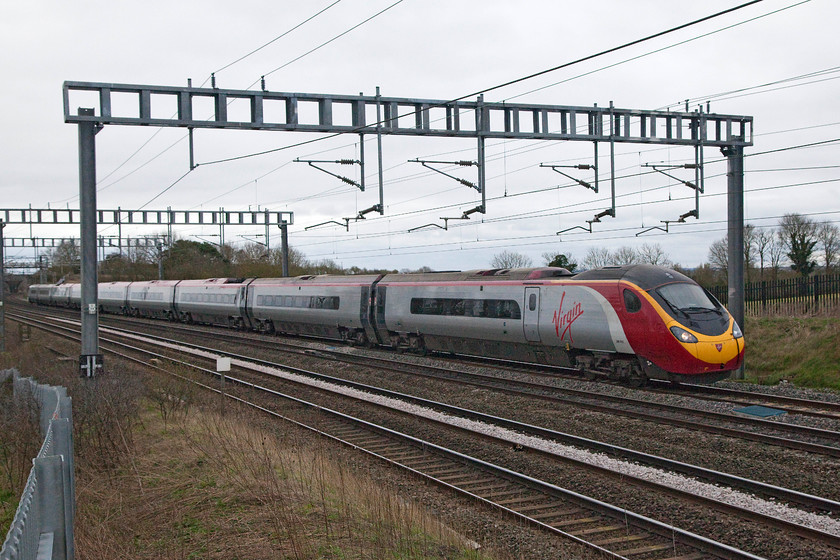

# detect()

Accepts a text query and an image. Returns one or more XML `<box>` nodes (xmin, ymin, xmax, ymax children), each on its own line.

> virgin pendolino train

<box><xmin>29</xmin><ymin>264</ymin><xmax>744</xmax><ymax>385</ymax></box>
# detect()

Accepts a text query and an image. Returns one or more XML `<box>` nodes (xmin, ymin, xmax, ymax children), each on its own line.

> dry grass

<box><xmin>0</xmin><ymin>376</ymin><xmax>42</xmax><ymax>538</ymax></box>
<box><xmin>75</xmin><ymin>398</ymin><xmax>490</xmax><ymax>559</ymax></box>
<box><xmin>1</xmin><ymin>324</ymin><xmax>494</xmax><ymax>559</ymax></box>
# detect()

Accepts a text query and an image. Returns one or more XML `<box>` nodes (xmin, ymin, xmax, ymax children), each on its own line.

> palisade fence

<box><xmin>707</xmin><ymin>273</ymin><xmax>840</xmax><ymax>316</ymax></box>
<box><xmin>0</xmin><ymin>370</ymin><xmax>74</xmax><ymax>560</ymax></box>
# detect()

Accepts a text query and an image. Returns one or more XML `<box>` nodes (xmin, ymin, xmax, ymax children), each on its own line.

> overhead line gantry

<box><xmin>62</xmin><ymin>80</ymin><xmax>752</xmax><ymax>378</ymax></box>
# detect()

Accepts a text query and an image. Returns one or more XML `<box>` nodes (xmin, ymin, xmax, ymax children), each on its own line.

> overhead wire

<box><xmin>213</xmin><ymin>0</ymin><xmax>343</xmax><ymax>76</ymax></box>
<box><xmin>196</xmin><ymin>0</ymin><xmax>767</xmax><ymax>168</ymax></box>
<box><xmin>190</xmin><ymin>1</ymin><xmax>821</xmax><ymax>213</ymax></box>
<box><xmin>195</xmin><ymin>2</ymin><xmax>830</xmax><ymax>214</ymax></box>
<box><xmin>52</xmin><ymin>1</ymin><xmax>352</xmax><ymax>209</ymax></box>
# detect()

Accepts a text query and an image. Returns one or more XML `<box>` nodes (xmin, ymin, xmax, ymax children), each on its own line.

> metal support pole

<box><xmin>117</xmin><ymin>206</ymin><xmax>122</xmax><ymax>257</ymax></box>
<box><xmin>0</xmin><ymin>220</ymin><xmax>5</xmax><ymax>353</ymax></box>
<box><xmin>157</xmin><ymin>242</ymin><xmax>164</xmax><ymax>280</ymax></box>
<box><xmin>280</xmin><ymin>221</ymin><xmax>289</xmax><ymax>277</ymax></box>
<box><xmin>77</xmin><ymin>108</ymin><xmax>103</xmax><ymax>377</ymax></box>
<box><xmin>359</xmin><ymin>131</ymin><xmax>365</xmax><ymax>192</ymax></box>
<box><xmin>476</xmin><ymin>95</ymin><xmax>487</xmax><ymax>210</ymax></box>
<box><xmin>167</xmin><ymin>206</ymin><xmax>173</xmax><ymax>246</ymax></box>
<box><xmin>375</xmin><ymin>87</ymin><xmax>385</xmax><ymax>215</ymax></box>
<box><xmin>608</xmin><ymin>101</ymin><xmax>616</xmax><ymax>217</ymax></box>
<box><xmin>264</xmin><ymin>209</ymin><xmax>270</xmax><ymax>255</ymax></box>
<box><xmin>219</xmin><ymin>207</ymin><xmax>225</xmax><ymax>247</ymax></box>
<box><xmin>722</xmin><ymin>140</ymin><xmax>745</xmax><ymax>379</ymax></box>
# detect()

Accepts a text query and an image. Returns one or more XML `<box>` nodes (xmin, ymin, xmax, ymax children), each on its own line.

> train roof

<box><xmin>250</xmin><ymin>274</ymin><xmax>384</xmax><ymax>286</ymax></box>
<box><xmin>573</xmin><ymin>264</ymin><xmax>694</xmax><ymax>290</ymax></box>
<box><xmin>380</xmin><ymin>267</ymin><xmax>574</xmax><ymax>283</ymax></box>
<box><xmin>176</xmin><ymin>278</ymin><xmax>252</xmax><ymax>287</ymax></box>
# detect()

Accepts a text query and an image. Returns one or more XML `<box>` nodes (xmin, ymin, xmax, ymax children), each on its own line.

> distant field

<box><xmin>743</xmin><ymin>315</ymin><xmax>840</xmax><ymax>390</ymax></box>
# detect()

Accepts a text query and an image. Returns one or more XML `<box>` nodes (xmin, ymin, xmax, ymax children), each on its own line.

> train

<box><xmin>28</xmin><ymin>264</ymin><xmax>745</xmax><ymax>385</ymax></box>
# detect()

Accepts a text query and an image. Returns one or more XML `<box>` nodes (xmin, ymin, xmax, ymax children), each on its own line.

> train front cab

<box><xmin>594</xmin><ymin>265</ymin><xmax>745</xmax><ymax>383</ymax></box>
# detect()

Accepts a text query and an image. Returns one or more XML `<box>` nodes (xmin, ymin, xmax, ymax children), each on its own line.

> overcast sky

<box><xmin>2</xmin><ymin>0</ymin><xmax>838</xmax><ymax>272</ymax></box>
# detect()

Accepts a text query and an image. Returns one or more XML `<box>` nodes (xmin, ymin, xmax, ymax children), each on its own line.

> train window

<box><xmin>410</xmin><ymin>297</ymin><xmax>520</xmax><ymax>319</ymax></box>
<box><xmin>623</xmin><ymin>289</ymin><xmax>642</xmax><ymax>313</ymax></box>
<box><xmin>284</xmin><ymin>296</ymin><xmax>294</xmax><ymax>307</ymax></box>
<box><xmin>656</xmin><ymin>283</ymin><xmax>718</xmax><ymax>312</ymax></box>
<box><xmin>529</xmin><ymin>293</ymin><xmax>537</xmax><ymax>311</ymax></box>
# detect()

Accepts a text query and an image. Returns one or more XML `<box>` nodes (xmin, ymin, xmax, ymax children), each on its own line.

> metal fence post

<box><xmin>33</xmin><ymin>456</ymin><xmax>66</xmax><ymax>560</ymax></box>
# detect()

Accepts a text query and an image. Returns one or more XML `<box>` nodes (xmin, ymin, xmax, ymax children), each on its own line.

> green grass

<box><xmin>744</xmin><ymin>315</ymin><xmax>840</xmax><ymax>390</ymax></box>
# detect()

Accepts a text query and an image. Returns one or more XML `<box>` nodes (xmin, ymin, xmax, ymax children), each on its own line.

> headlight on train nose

<box><xmin>732</xmin><ymin>321</ymin><xmax>743</xmax><ymax>339</ymax></box>
<box><xmin>670</xmin><ymin>326</ymin><xmax>698</xmax><ymax>344</ymax></box>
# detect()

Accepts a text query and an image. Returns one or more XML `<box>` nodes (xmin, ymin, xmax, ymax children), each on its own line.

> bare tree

<box><xmin>611</xmin><ymin>246</ymin><xmax>638</xmax><ymax>266</ymax></box>
<box><xmin>817</xmin><ymin>221</ymin><xmax>840</xmax><ymax>272</ymax></box>
<box><xmin>743</xmin><ymin>224</ymin><xmax>757</xmax><ymax>283</ymax></box>
<box><xmin>768</xmin><ymin>234</ymin><xmax>785</xmax><ymax>280</ymax></box>
<box><xmin>583</xmin><ymin>247</ymin><xmax>612</xmax><ymax>269</ymax></box>
<box><xmin>779</xmin><ymin>213</ymin><xmax>818</xmax><ymax>277</ymax></box>
<box><xmin>708</xmin><ymin>238</ymin><xmax>728</xmax><ymax>281</ymax></box>
<box><xmin>637</xmin><ymin>243</ymin><xmax>671</xmax><ymax>266</ymax></box>
<box><xmin>491</xmin><ymin>250</ymin><xmax>532</xmax><ymax>269</ymax></box>
<box><xmin>754</xmin><ymin>227</ymin><xmax>775</xmax><ymax>280</ymax></box>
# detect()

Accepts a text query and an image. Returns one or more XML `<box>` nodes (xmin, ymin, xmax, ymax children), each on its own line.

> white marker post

<box><xmin>216</xmin><ymin>356</ymin><xmax>231</xmax><ymax>413</ymax></box>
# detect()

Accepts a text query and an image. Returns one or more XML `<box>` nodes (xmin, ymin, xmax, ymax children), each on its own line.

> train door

<box><xmin>523</xmin><ymin>287</ymin><xmax>541</xmax><ymax>342</ymax></box>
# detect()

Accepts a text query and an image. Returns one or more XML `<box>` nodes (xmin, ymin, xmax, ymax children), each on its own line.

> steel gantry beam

<box><xmin>63</xmin><ymin>81</ymin><xmax>752</xmax><ymax>147</ymax></box>
<box><xmin>63</xmin><ymin>80</ymin><xmax>752</xmax><ymax>379</ymax></box>
<box><xmin>3</xmin><ymin>237</ymin><xmax>167</xmax><ymax>248</ymax></box>
<box><xmin>0</xmin><ymin>207</ymin><xmax>293</xmax><ymax>227</ymax></box>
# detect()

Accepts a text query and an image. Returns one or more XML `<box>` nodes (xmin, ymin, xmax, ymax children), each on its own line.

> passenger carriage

<box><xmin>246</xmin><ymin>275</ymin><xmax>382</xmax><ymax>344</ymax></box>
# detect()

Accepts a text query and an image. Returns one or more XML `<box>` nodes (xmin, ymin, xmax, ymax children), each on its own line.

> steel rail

<box><xmin>8</xmin><ymin>311</ymin><xmax>768</xmax><ymax>560</ymax></box>
<box><xmin>95</xmin><ymin>307</ymin><xmax>840</xmax><ymax>432</ymax></box>
<box><xmin>21</xmin><ymin>300</ymin><xmax>840</xmax><ymax>421</ymax></box>
<box><xmin>14</xmin><ymin>302</ymin><xmax>840</xmax><ymax>456</ymax></box>
<box><xmin>20</xmin><ymin>312</ymin><xmax>838</xmax><ymax>546</ymax></box>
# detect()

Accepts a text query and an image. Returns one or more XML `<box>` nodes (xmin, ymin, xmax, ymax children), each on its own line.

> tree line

<box><xmin>34</xmin><ymin>213</ymin><xmax>837</xmax><ymax>285</ymax></box>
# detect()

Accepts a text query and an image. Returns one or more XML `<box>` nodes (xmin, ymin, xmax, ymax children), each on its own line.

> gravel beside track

<box><xmin>103</xmin><ymin>328</ymin><xmax>840</xmax><ymax>559</ymax></box>
<box><xmin>13</xmin><ymin>306</ymin><xmax>840</xmax><ymax>559</ymax></box>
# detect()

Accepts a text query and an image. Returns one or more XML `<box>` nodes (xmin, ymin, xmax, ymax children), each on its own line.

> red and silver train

<box><xmin>29</xmin><ymin>264</ymin><xmax>744</xmax><ymax>385</ymax></box>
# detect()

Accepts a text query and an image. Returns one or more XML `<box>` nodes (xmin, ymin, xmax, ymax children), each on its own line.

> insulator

<box><xmin>457</xmin><ymin>160</ymin><xmax>474</xmax><ymax>166</ymax></box>
<box><xmin>337</xmin><ymin>159</ymin><xmax>356</xmax><ymax>165</ymax></box>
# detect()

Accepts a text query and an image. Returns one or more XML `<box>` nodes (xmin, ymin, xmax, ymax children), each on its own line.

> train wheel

<box><xmin>627</xmin><ymin>366</ymin><xmax>647</xmax><ymax>388</ymax></box>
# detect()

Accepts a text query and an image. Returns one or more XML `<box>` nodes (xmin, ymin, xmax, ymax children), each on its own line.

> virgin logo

<box><xmin>552</xmin><ymin>291</ymin><xmax>584</xmax><ymax>342</ymax></box>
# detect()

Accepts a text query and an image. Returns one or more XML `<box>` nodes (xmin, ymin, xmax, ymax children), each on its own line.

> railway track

<box><xmin>22</xmin><ymin>301</ymin><xmax>840</xmax><ymax>422</ymax></box>
<box><xmin>9</xmin><ymin>310</ymin><xmax>840</xmax><ymax>559</ymax></box>
<box><xmin>67</xmin><ymin>308</ymin><xmax>840</xmax><ymax>458</ymax></box>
